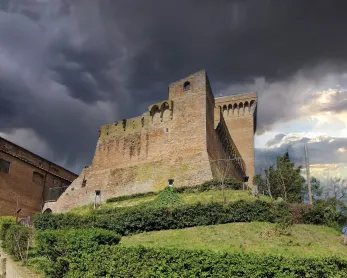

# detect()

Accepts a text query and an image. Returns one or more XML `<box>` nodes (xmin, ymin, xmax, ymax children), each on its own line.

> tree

<box><xmin>323</xmin><ymin>177</ymin><xmax>347</xmax><ymax>202</ymax></box>
<box><xmin>253</xmin><ymin>152</ymin><xmax>305</xmax><ymax>202</ymax></box>
<box><xmin>302</xmin><ymin>176</ymin><xmax>323</xmax><ymax>202</ymax></box>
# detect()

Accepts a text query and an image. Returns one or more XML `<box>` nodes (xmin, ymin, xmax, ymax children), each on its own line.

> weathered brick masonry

<box><xmin>0</xmin><ymin>137</ymin><xmax>77</xmax><ymax>216</ymax></box>
<box><xmin>44</xmin><ymin>70</ymin><xmax>257</xmax><ymax>213</ymax></box>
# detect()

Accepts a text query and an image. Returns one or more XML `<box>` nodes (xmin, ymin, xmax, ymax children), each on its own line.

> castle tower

<box><xmin>215</xmin><ymin>93</ymin><xmax>257</xmax><ymax>186</ymax></box>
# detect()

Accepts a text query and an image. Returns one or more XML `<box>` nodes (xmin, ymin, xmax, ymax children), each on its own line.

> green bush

<box><xmin>0</xmin><ymin>216</ymin><xmax>16</xmax><ymax>243</ymax></box>
<box><xmin>3</xmin><ymin>224</ymin><xmax>33</xmax><ymax>261</ymax></box>
<box><xmin>151</xmin><ymin>186</ymin><xmax>183</xmax><ymax>207</ymax></box>
<box><xmin>272</xmin><ymin>201</ymin><xmax>294</xmax><ymax>235</ymax></box>
<box><xmin>105</xmin><ymin>179</ymin><xmax>243</xmax><ymax>203</ymax></box>
<box><xmin>301</xmin><ymin>198</ymin><xmax>347</xmax><ymax>229</ymax></box>
<box><xmin>35</xmin><ymin>228</ymin><xmax>121</xmax><ymax>277</ymax></box>
<box><xmin>44</xmin><ymin>245</ymin><xmax>347</xmax><ymax>278</ymax></box>
<box><xmin>34</xmin><ymin>200</ymin><xmax>272</xmax><ymax>235</ymax></box>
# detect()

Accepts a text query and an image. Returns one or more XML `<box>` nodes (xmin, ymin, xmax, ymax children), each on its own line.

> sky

<box><xmin>0</xmin><ymin>0</ymin><xmax>346</xmax><ymax>180</ymax></box>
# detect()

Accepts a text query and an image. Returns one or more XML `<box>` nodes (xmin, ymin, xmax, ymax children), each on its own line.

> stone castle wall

<box><xmin>215</xmin><ymin>93</ymin><xmax>257</xmax><ymax>186</ymax></box>
<box><xmin>44</xmin><ymin>70</ymin><xmax>257</xmax><ymax>213</ymax></box>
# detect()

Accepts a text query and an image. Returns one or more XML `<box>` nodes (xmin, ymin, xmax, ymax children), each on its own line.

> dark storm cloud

<box><xmin>124</xmin><ymin>0</ymin><xmax>347</xmax><ymax>91</ymax></box>
<box><xmin>1</xmin><ymin>0</ymin><xmax>347</xmax><ymax>173</ymax></box>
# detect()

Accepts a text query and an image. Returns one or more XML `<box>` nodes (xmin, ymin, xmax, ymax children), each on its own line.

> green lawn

<box><xmin>121</xmin><ymin>222</ymin><xmax>347</xmax><ymax>259</ymax></box>
<box><xmin>70</xmin><ymin>189</ymin><xmax>270</xmax><ymax>215</ymax></box>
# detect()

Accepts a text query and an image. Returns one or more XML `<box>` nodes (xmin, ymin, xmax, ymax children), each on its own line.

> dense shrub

<box><xmin>41</xmin><ymin>245</ymin><xmax>347</xmax><ymax>278</ymax></box>
<box><xmin>0</xmin><ymin>216</ymin><xmax>15</xmax><ymax>243</ymax></box>
<box><xmin>34</xmin><ymin>200</ymin><xmax>273</xmax><ymax>235</ymax></box>
<box><xmin>288</xmin><ymin>203</ymin><xmax>311</xmax><ymax>224</ymax></box>
<box><xmin>3</xmin><ymin>224</ymin><xmax>33</xmax><ymax>261</ymax></box>
<box><xmin>106</xmin><ymin>179</ymin><xmax>243</xmax><ymax>203</ymax></box>
<box><xmin>301</xmin><ymin>198</ymin><xmax>347</xmax><ymax>229</ymax></box>
<box><xmin>151</xmin><ymin>186</ymin><xmax>182</xmax><ymax>207</ymax></box>
<box><xmin>272</xmin><ymin>201</ymin><xmax>294</xmax><ymax>235</ymax></box>
<box><xmin>35</xmin><ymin>228</ymin><xmax>121</xmax><ymax>277</ymax></box>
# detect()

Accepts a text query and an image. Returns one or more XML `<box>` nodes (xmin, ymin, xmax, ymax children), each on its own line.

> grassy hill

<box><xmin>122</xmin><ymin>222</ymin><xmax>346</xmax><ymax>259</ymax></box>
<box><xmin>70</xmin><ymin>189</ymin><xmax>271</xmax><ymax>215</ymax></box>
<box><xmin>3</xmin><ymin>185</ymin><xmax>347</xmax><ymax>277</ymax></box>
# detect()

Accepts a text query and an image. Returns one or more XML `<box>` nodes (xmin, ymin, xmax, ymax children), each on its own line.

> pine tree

<box><xmin>254</xmin><ymin>152</ymin><xmax>305</xmax><ymax>202</ymax></box>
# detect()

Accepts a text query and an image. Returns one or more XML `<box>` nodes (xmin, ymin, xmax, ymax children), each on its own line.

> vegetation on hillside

<box><xmin>70</xmin><ymin>188</ymin><xmax>270</xmax><ymax>215</ymax></box>
<box><xmin>122</xmin><ymin>222</ymin><xmax>347</xmax><ymax>259</ymax></box>
<box><xmin>1</xmin><ymin>171</ymin><xmax>346</xmax><ymax>277</ymax></box>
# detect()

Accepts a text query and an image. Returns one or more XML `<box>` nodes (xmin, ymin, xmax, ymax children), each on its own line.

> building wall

<box><xmin>0</xmin><ymin>138</ymin><xmax>77</xmax><ymax>216</ymax></box>
<box><xmin>215</xmin><ymin>93</ymin><xmax>257</xmax><ymax>186</ymax></box>
<box><xmin>205</xmin><ymin>78</ymin><xmax>245</xmax><ymax>181</ymax></box>
<box><xmin>44</xmin><ymin>70</ymin><xmax>257</xmax><ymax>213</ymax></box>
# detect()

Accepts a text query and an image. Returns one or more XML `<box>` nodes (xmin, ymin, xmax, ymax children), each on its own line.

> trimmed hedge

<box><xmin>174</xmin><ymin>178</ymin><xmax>243</xmax><ymax>193</ymax></box>
<box><xmin>106</xmin><ymin>179</ymin><xmax>243</xmax><ymax>203</ymax></box>
<box><xmin>34</xmin><ymin>200</ymin><xmax>273</xmax><ymax>235</ymax></box>
<box><xmin>45</xmin><ymin>245</ymin><xmax>347</xmax><ymax>278</ymax></box>
<box><xmin>36</xmin><ymin>228</ymin><xmax>121</xmax><ymax>258</ymax></box>
<box><xmin>34</xmin><ymin>229</ymin><xmax>121</xmax><ymax>277</ymax></box>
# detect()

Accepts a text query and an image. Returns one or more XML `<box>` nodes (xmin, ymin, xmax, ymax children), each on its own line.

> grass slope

<box><xmin>121</xmin><ymin>222</ymin><xmax>347</xmax><ymax>259</ymax></box>
<box><xmin>70</xmin><ymin>189</ymin><xmax>270</xmax><ymax>215</ymax></box>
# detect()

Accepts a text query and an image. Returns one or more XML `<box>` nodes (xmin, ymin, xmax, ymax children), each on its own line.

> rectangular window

<box><xmin>32</xmin><ymin>171</ymin><xmax>45</xmax><ymax>186</ymax></box>
<box><xmin>53</xmin><ymin>178</ymin><xmax>62</xmax><ymax>187</ymax></box>
<box><xmin>0</xmin><ymin>158</ymin><xmax>10</xmax><ymax>174</ymax></box>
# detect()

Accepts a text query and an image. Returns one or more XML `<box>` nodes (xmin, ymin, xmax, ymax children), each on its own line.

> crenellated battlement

<box><xmin>215</xmin><ymin>93</ymin><xmax>257</xmax><ymax>118</ymax></box>
<box><xmin>99</xmin><ymin>115</ymin><xmax>145</xmax><ymax>138</ymax></box>
<box><xmin>149</xmin><ymin>99</ymin><xmax>173</xmax><ymax>123</ymax></box>
<box><xmin>99</xmin><ymin>100</ymin><xmax>174</xmax><ymax>139</ymax></box>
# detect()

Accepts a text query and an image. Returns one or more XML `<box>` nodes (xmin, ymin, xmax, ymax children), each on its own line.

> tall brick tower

<box><xmin>215</xmin><ymin>93</ymin><xmax>257</xmax><ymax>186</ymax></box>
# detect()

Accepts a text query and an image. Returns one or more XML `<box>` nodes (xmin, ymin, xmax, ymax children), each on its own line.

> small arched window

<box><xmin>183</xmin><ymin>81</ymin><xmax>191</xmax><ymax>91</ymax></box>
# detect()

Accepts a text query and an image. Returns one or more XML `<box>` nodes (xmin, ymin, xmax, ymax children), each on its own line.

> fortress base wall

<box><xmin>44</xmin><ymin>155</ymin><xmax>213</xmax><ymax>213</ymax></box>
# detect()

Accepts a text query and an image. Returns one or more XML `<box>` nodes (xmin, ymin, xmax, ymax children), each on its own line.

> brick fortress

<box><xmin>44</xmin><ymin>70</ymin><xmax>257</xmax><ymax>213</ymax></box>
<box><xmin>0</xmin><ymin>137</ymin><xmax>77</xmax><ymax>216</ymax></box>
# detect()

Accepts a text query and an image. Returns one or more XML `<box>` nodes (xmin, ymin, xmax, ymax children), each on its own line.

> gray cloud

<box><xmin>265</xmin><ymin>134</ymin><xmax>286</xmax><ymax>147</ymax></box>
<box><xmin>255</xmin><ymin>134</ymin><xmax>347</xmax><ymax>175</ymax></box>
<box><xmin>1</xmin><ymin>0</ymin><xmax>347</xmax><ymax>173</ymax></box>
<box><xmin>222</xmin><ymin>66</ymin><xmax>347</xmax><ymax>133</ymax></box>
<box><xmin>319</xmin><ymin>90</ymin><xmax>347</xmax><ymax>113</ymax></box>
